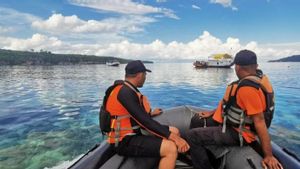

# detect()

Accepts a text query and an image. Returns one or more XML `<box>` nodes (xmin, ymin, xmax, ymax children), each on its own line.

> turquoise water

<box><xmin>0</xmin><ymin>62</ymin><xmax>299</xmax><ymax>169</ymax></box>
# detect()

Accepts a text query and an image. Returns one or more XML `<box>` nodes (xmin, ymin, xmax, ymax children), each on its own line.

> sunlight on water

<box><xmin>0</xmin><ymin>62</ymin><xmax>299</xmax><ymax>169</ymax></box>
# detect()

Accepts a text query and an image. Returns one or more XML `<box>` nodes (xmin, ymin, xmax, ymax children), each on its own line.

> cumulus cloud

<box><xmin>32</xmin><ymin>13</ymin><xmax>155</xmax><ymax>35</ymax></box>
<box><xmin>32</xmin><ymin>14</ymin><xmax>114</xmax><ymax>34</ymax></box>
<box><xmin>210</xmin><ymin>0</ymin><xmax>238</xmax><ymax>10</ymax></box>
<box><xmin>0</xmin><ymin>34</ymin><xmax>64</xmax><ymax>51</ymax></box>
<box><xmin>0</xmin><ymin>7</ymin><xmax>158</xmax><ymax>44</ymax></box>
<box><xmin>1</xmin><ymin>31</ymin><xmax>299</xmax><ymax>62</ymax></box>
<box><xmin>68</xmin><ymin>0</ymin><xmax>179</xmax><ymax>19</ymax></box>
<box><xmin>192</xmin><ymin>5</ymin><xmax>201</xmax><ymax>10</ymax></box>
<box><xmin>31</xmin><ymin>13</ymin><xmax>157</xmax><ymax>43</ymax></box>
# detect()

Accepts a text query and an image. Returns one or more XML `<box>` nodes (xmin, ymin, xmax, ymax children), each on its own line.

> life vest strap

<box><xmin>108</xmin><ymin>132</ymin><xmax>138</xmax><ymax>147</ymax></box>
<box><xmin>115</xmin><ymin>114</ymin><xmax>131</xmax><ymax>120</ymax></box>
<box><xmin>238</xmin><ymin>111</ymin><xmax>245</xmax><ymax>147</ymax></box>
<box><xmin>222</xmin><ymin>115</ymin><xmax>227</xmax><ymax>133</ymax></box>
<box><xmin>107</xmin><ymin>131</ymin><xmax>138</xmax><ymax>138</ymax></box>
<box><xmin>110</xmin><ymin>125</ymin><xmax>140</xmax><ymax>132</ymax></box>
<box><xmin>124</xmin><ymin>81</ymin><xmax>138</xmax><ymax>93</ymax></box>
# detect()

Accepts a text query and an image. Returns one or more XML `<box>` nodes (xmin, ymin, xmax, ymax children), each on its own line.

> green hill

<box><xmin>0</xmin><ymin>49</ymin><xmax>152</xmax><ymax>65</ymax></box>
<box><xmin>269</xmin><ymin>55</ymin><xmax>300</xmax><ymax>62</ymax></box>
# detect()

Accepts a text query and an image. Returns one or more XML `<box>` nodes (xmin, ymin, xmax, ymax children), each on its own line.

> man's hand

<box><xmin>169</xmin><ymin>126</ymin><xmax>180</xmax><ymax>136</ymax></box>
<box><xmin>169</xmin><ymin>133</ymin><xmax>190</xmax><ymax>153</ymax></box>
<box><xmin>197</xmin><ymin>111</ymin><xmax>213</xmax><ymax>118</ymax></box>
<box><xmin>262</xmin><ymin>156</ymin><xmax>283</xmax><ymax>169</ymax></box>
<box><xmin>151</xmin><ymin>108</ymin><xmax>162</xmax><ymax>116</ymax></box>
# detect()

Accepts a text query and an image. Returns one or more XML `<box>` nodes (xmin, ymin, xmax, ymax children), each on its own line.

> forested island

<box><xmin>0</xmin><ymin>49</ymin><xmax>152</xmax><ymax>65</ymax></box>
<box><xmin>269</xmin><ymin>55</ymin><xmax>300</xmax><ymax>62</ymax></box>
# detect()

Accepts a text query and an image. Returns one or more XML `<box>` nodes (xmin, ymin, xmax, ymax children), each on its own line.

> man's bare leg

<box><xmin>159</xmin><ymin>139</ymin><xmax>178</xmax><ymax>169</ymax></box>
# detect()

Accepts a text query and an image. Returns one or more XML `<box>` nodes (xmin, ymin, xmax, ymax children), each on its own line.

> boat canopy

<box><xmin>209</xmin><ymin>54</ymin><xmax>232</xmax><ymax>60</ymax></box>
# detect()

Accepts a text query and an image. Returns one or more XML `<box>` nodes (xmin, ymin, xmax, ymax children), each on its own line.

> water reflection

<box><xmin>145</xmin><ymin>63</ymin><xmax>236</xmax><ymax>90</ymax></box>
<box><xmin>0</xmin><ymin>62</ymin><xmax>299</xmax><ymax>169</ymax></box>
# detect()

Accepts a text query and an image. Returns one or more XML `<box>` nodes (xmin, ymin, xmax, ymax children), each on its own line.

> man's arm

<box><xmin>118</xmin><ymin>86</ymin><xmax>171</xmax><ymax>138</ymax></box>
<box><xmin>253</xmin><ymin>113</ymin><xmax>272</xmax><ymax>156</ymax></box>
<box><xmin>238</xmin><ymin>86</ymin><xmax>282</xmax><ymax>169</ymax></box>
<box><xmin>252</xmin><ymin>113</ymin><xmax>283</xmax><ymax>169</ymax></box>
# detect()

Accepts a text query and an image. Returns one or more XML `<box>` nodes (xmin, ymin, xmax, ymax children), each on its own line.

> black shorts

<box><xmin>115</xmin><ymin>135</ymin><xmax>163</xmax><ymax>157</ymax></box>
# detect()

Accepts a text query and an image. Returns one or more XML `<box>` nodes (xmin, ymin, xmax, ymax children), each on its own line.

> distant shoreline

<box><xmin>269</xmin><ymin>55</ymin><xmax>300</xmax><ymax>62</ymax></box>
<box><xmin>0</xmin><ymin>49</ymin><xmax>153</xmax><ymax>66</ymax></box>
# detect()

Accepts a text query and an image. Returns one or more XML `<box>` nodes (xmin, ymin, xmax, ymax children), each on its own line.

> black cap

<box><xmin>125</xmin><ymin>60</ymin><xmax>151</xmax><ymax>75</ymax></box>
<box><xmin>234</xmin><ymin>50</ymin><xmax>257</xmax><ymax>66</ymax></box>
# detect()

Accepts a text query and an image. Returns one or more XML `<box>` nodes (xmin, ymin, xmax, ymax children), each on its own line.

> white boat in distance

<box><xmin>194</xmin><ymin>53</ymin><xmax>234</xmax><ymax>68</ymax></box>
<box><xmin>106</xmin><ymin>60</ymin><xmax>120</xmax><ymax>66</ymax></box>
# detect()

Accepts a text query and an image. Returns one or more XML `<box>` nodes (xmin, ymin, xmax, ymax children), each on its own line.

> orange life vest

<box><xmin>105</xmin><ymin>81</ymin><xmax>151</xmax><ymax>145</ymax></box>
<box><xmin>221</xmin><ymin>71</ymin><xmax>275</xmax><ymax>146</ymax></box>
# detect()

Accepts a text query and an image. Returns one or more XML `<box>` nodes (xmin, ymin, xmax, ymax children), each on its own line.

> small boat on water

<box><xmin>106</xmin><ymin>60</ymin><xmax>120</xmax><ymax>66</ymax></box>
<box><xmin>193</xmin><ymin>60</ymin><xmax>208</xmax><ymax>68</ymax></box>
<box><xmin>68</xmin><ymin>105</ymin><xmax>300</xmax><ymax>169</ymax></box>
<box><xmin>194</xmin><ymin>54</ymin><xmax>234</xmax><ymax>68</ymax></box>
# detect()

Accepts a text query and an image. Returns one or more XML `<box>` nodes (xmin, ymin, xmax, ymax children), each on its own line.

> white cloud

<box><xmin>192</xmin><ymin>5</ymin><xmax>201</xmax><ymax>10</ymax></box>
<box><xmin>210</xmin><ymin>0</ymin><xmax>231</xmax><ymax>7</ymax></box>
<box><xmin>32</xmin><ymin>14</ymin><xmax>116</xmax><ymax>34</ymax></box>
<box><xmin>0</xmin><ymin>7</ymin><xmax>41</xmax><ymax>34</ymax></box>
<box><xmin>0</xmin><ymin>26</ymin><xmax>14</xmax><ymax>34</ymax></box>
<box><xmin>100</xmin><ymin>15</ymin><xmax>157</xmax><ymax>34</ymax></box>
<box><xmin>0</xmin><ymin>7</ymin><xmax>159</xmax><ymax>45</ymax></box>
<box><xmin>68</xmin><ymin>0</ymin><xmax>179</xmax><ymax>19</ymax></box>
<box><xmin>156</xmin><ymin>0</ymin><xmax>167</xmax><ymax>2</ymax></box>
<box><xmin>31</xmin><ymin>13</ymin><xmax>156</xmax><ymax>42</ymax></box>
<box><xmin>0</xmin><ymin>34</ymin><xmax>64</xmax><ymax>51</ymax></box>
<box><xmin>1</xmin><ymin>31</ymin><xmax>299</xmax><ymax>62</ymax></box>
<box><xmin>255</xmin><ymin>42</ymin><xmax>300</xmax><ymax>61</ymax></box>
<box><xmin>210</xmin><ymin>0</ymin><xmax>238</xmax><ymax>10</ymax></box>
<box><xmin>0</xmin><ymin>7</ymin><xmax>40</xmax><ymax>24</ymax></box>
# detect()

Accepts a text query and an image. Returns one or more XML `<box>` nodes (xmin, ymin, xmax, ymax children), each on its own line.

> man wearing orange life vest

<box><xmin>104</xmin><ymin>60</ymin><xmax>189</xmax><ymax>169</ymax></box>
<box><xmin>186</xmin><ymin>50</ymin><xmax>282</xmax><ymax>169</ymax></box>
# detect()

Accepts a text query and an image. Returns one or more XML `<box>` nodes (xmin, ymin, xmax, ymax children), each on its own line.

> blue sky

<box><xmin>0</xmin><ymin>0</ymin><xmax>299</xmax><ymax>60</ymax></box>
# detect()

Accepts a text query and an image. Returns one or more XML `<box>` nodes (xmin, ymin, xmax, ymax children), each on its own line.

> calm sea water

<box><xmin>0</xmin><ymin>62</ymin><xmax>299</xmax><ymax>169</ymax></box>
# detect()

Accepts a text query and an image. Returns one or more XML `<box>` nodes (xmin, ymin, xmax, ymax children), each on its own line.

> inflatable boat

<box><xmin>69</xmin><ymin>106</ymin><xmax>300</xmax><ymax>169</ymax></box>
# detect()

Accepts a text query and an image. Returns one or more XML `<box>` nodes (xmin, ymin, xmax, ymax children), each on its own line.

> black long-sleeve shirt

<box><xmin>117</xmin><ymin>81</ymin><xmax>171</xmax><ymax>139</ymax></box>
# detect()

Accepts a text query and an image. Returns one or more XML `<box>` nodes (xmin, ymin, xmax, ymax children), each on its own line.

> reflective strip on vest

<box><xmin>226</xmin><ymin>106</ymin><xmax>253</xmax><ymax>125</ymax></box>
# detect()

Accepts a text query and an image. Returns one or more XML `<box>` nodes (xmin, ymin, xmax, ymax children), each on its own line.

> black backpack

<box><xmin>99</xmin><ymin>80</ymin><xmax>123</xmax><ymax>135</ymax></box>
